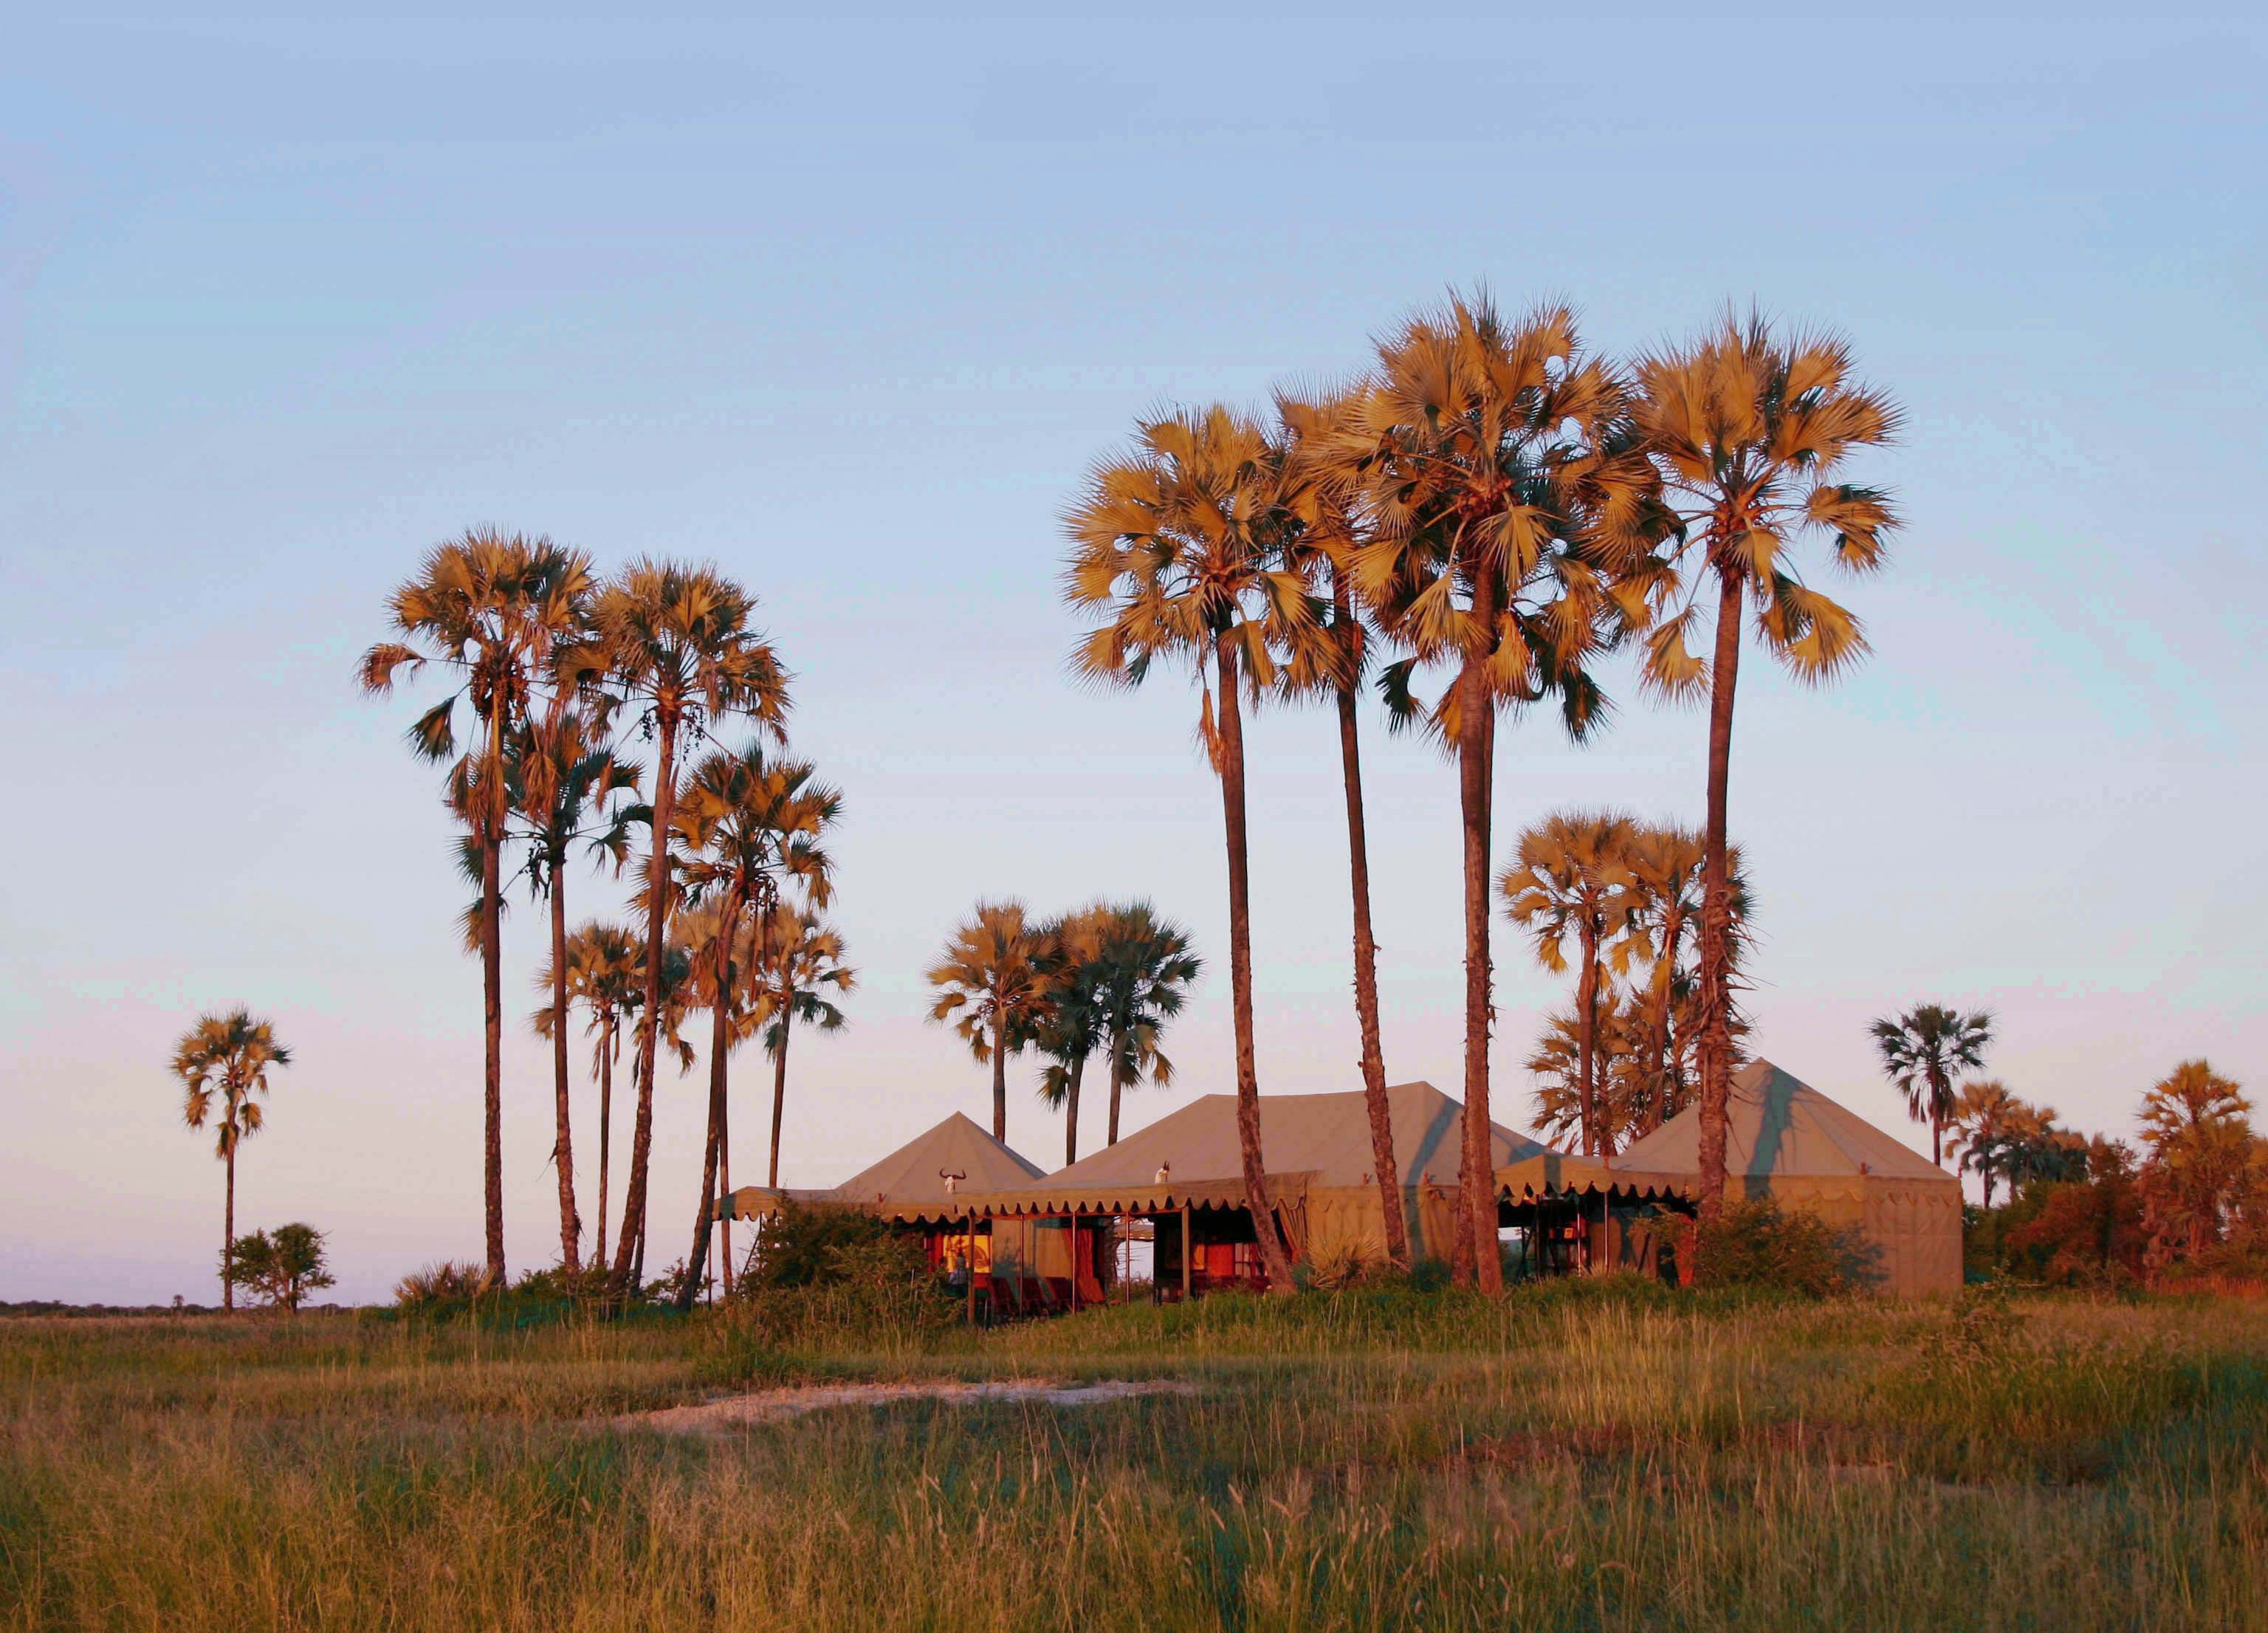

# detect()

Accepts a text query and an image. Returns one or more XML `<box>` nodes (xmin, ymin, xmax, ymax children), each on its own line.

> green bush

<box><xmin>1688</xmin><ymin>1198</ymin><xmax>1857</xmax><ymax>1298</ymax></box>
<box><xmin>712</xmin><ymin>1205</ymin><xmax>957</xmax><ymax>1360</ymax></box>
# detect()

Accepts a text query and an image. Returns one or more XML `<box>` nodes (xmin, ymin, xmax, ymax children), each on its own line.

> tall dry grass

<box><xmin>2</xmin><ymin>1291</ymin><xmax>2263</xmax><ymax>1631</ymax></box>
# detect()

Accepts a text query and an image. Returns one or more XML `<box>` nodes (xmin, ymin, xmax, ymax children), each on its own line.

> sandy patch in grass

<box><xmin>626</xmin><ymin>1378</ymin><xmax>1200</xmax><ymax>1431</ymax></box>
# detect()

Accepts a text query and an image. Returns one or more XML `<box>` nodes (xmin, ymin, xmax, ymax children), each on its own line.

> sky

<box><xmin>3</xmin><ymin>7</ymin><xmax>2264</xmax><ymax>1305</ymax></box>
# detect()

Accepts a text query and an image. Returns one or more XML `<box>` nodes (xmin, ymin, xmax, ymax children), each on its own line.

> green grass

<box><xmin>3</xmin><ymin>1288</ymin><xmax>2264</xmax><ymax>1631</ymax></box>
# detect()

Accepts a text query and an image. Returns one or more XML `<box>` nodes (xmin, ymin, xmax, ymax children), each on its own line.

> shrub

<box><xmin>742</xmin><ymin>1200</ymin><xmax>907</xmax><ymax>1291</ymax></box>
<box><xmin>221</xmin><ymin>1224</ymin><xmax>336</xmax><ymax>1312</ymax></box>
<box><xmin>1683</xmin><ymin>1198</ymin><xmax>1855</xmax><ymax>1297</ymax></box>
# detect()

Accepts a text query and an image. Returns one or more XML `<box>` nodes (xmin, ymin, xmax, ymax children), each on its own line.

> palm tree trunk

<box><xmin>1333</xmin><ymin>588</ymin><xmax>1407</xmax><ymax>1268</ymax></box>
<box><xmin>1649</xmin><ymin>901</ymin><xmax>1684</xmax><ymax>1132</ymax></box>
<box><xmin>549</xmin><ymin>850</ymin><xmax>579</xmax><ymax>1272</ymax></box>
<box><xmin>1694</xmin><ymin>570</ymin><xmax>1745</xmax><ymax>1226</ymax></box>
<box><xmin>1214</xmin><ymin>644</ymin><xmax>1296</xmax><ymax>1294</ymax></box>
<box><xmin>676</xmin><ymin>886</ymin><xmax>739</xmax><ymax>1313</ymax></box>
<box><xmin>610</xmin><ymin>718</ymin><xmax>678</xmax><ymax>1300</ymax></box>
<box><xmin>1577</xmin><ymin>921</ymin><xmax>1601</xmax><ymax>1158</ymax></box>
<box><xmin>222</xmin><ymin>1135</ymin><xmax>236</xmax><ymax>1311</ymax></box>
<box><xmin>1454</xmin><ymin>580</ymin><xmax>1503</xmax><ymax>1293</ymax></box>
<box><xmin>1107</xmin><ymin>1045</ymin><xmax>1125</xmax><ymax>1146</ymax></box>
<box><xmin>481</xmin><ymin>699</ymin><xmax>508</xmax><ymax>1288</ymax></box>
<box><xmin>595</xmin><ymin>1017</ymin><xmax>614</xmax><ymax>1268</ymax></box>
<box><xmin>1064</xmin><ymin>1052</ymin><xmax>1084</xmax><ymax>1166</ymax></box>
<box><xmin>769</xmin><ymin>1012</ymin><xmax>792</xmax><ymax>1188</ymax></box>
<box><xmin>991</xmin><ymin>1011</ymin><xmax>1008</xmax><ymax>1144</ymax></box>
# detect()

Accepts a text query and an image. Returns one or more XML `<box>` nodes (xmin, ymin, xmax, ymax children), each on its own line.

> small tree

<box><xmin>222</xmin><ymin>1223</ymin><xmax>336</xmax><ymax>1312</ymax></box>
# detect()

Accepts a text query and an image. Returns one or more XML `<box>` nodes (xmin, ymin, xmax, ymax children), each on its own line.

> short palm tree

<box><xmin>1632</xmin><ymin>317</ymin><xmax>1900</xmax><ymax>1219</ymax></box>
<box><xmin>506</xmin><ymin>707</ymin><xmax>639</xmax><ymax>1272</ymax></box>
<box><xmin>1526</xmin><ymin>997</ymin><xmax>1652</xmax><ymax>1156</ymax></box>
<box><xmin>1870</xmin><ymin>1003</ymin><xmax>1994</xmax><ymax>1166</ymax></box>
<box><xmin>669</xmin><ymin>745</ymin><xmax>839</xmax><ymax>1310</ymax></box>
<box><xmin>927</xmin><ymin>901</ymin><xmax>1052</xmax><ymax>1146</ymax></box>
<box><xmin>171</xmin><ymin>1009</ymin><xmax>292</xmax><ymax>1310</ymax></box>
<box><xmin>2137</xmin><ymin>1060</ymin><xmax>2252</xmax><ymax>1256</ymax></box>
<box><xmin>360</xmin><ymin>529</ymin><xmax>593</xmax><ymax>1283</ymax></box>
<box><xmin>532</xmin><ymin>920</ymin><xmax>642</xmax><ymax>1268</ymax></box>
<box><xmin>1064</xmin><ymin>404</ymin><xmax>1324</xmax><ymax>1293</ymax></box>
<box><xmin>1034</xmin><ymin>908</ymin><xmax>1110</xmax><ymax>1166</ymax></box>
<box><xmin>1946</xmin><ymin>1079</ymin><xmax>2025</xmax><ymax>1207</ymax></box>
<box><xmin>1501</xmin><ymin>811</ymin><xmax>1640</xmax><ymax>1158</ymax></box>
<box><xmin>752</xmin><ymin>902</ymin><xmax>856</xmax><ymax>1188</ymax></box>
<box><xmin>572</xmin><ymin>560</ymin><xmax>791</xmax><ymax>1302</ymax></box>
<box><xmin>1090</xmin><ymin>901</ymin><xmax>1203</xmax><ymax>1146</ymax></box>
<box><xmin>1621</xmin><ymin>825</ymin><xmax>1750</xmax><ymax>1132</ymax></box>
<box><xmin>1274</xmin><ymin>391</ymin><xmax>1409</xmax><ymax>1267</ymax></box>
<box><xmin>1313</xmin><ymin>295</ymin><xmax>1663</xmax><ymax>1288</ymax></box>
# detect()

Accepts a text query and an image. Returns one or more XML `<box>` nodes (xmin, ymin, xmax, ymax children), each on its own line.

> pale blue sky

<box><xmin>4</xmin><ymin>8</ymin><xmax>2263</xmax><ymax>1303</ymax></box>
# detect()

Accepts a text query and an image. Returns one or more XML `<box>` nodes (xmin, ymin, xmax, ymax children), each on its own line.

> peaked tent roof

<box><xmin>1499</xmin><ymin>1059</ymin><xmax>1948</xmax><ymax>1198</ymax></box>
<box><xmin>831</xmin><ymin>1111</ymin><xmax>1048</xmax><ymax>1206</ymax></box>
<box><xmin>1618</xmin><ymin>1059</ymin><xmax>1948</xmax><ymax>1181</ymax></box>
<box><xmin>997</xmin><ymin>1080</ymin><xmax>1548</xmax><ymax>1206</ymax></box>
<box><xmin>723</xmin><ymin>1111</ymin><xmax>1044</xmax><ymax>1220</ymax></box>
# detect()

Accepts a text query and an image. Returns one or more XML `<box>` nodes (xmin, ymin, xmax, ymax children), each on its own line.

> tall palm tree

<box><xmin>927</xmin><ymin>901</ymin><xmax>1052</xmax><ymax>1146</ymax></box>
<box><xmin>171</xmin><ymin>1009</ymin><xmax>291</xmax><ymax>1310</ymax></box>
<box><xmin>1316</xmin><ymin>295</ymin><xmax>1663</xmax><ymax>1289</ymax></box>
<box><xmin>360</xmin><ymin>529</ymin><xmax>593</xmax><ymax>1283</ymax></box>
<box><xmin>532</xmin><ymin>921</ymin><xmax>642</xmax><ymax>1268</ymax></box>
<box><xmin>1621</xmin><ymin>825</ymin><xmax>1751</xmax><ymax>1133</ymax></box>
<box><xmin>752</xmin><ymin>901</ymin><xmax>856</xmax><ymax>1188</ymax></box>
<box><xmin>1275</xmin><ymin>393</ymin><xmax>1409</xmax><ymax>1267</ymax></box>
<box><xmin>572</xmin><ymin>560</ymin><xmax>791</xmax><ymax>1303</ymax></box>
<box><xmin>1034</xmin><ymin>909</ymin><xmax>1109</xmax><ymax>1166</ymax></box>
<box><xmin>506</xmin><ymin>709</ymin><xmax>639</xmax><ymax>1272</ymax></box>
<box><xmin>1064</xmin><ymin>404</ymin><xmax>1325</xmax><ymax>1293</ymax></box>
<box><xmin>2137</xmin><ymin>1059</ymin><xmax>2252</xmax><ymax>1257</ymax></box>
<box><xmin>1632</xmin><ymin>317</ymin><xmax>1900</xmax><ymax>1220</ymax></box>
<box><xmin>669</xmin><ymin>746</ymin><xmax>839</xmax><ymax>1310</ymax></box>
<box><xmin>1501</xmin><ymin>811</ymin><xmax>1640</xmax><ymax>1158</ymax></box>
<box><xmin>1946</xmin><ymin>1078</ymin><xmax>2025</xmax><ymax>1207</ymax></box>
<box><xmin>1870</xmin><ymin>1003</ymin><xmax>1994</xmax><ymax>1166</ymax></box>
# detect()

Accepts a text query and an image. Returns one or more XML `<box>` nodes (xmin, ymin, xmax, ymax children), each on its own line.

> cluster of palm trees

<box><xmin>1946</xmin><ymin>1058</ymin><xmax>2263</xmax><ymax>1274</ymax></box>
<box><xmin>925</xmin><ymin>901</ymin><xmax>1200</xmax><ymax>1165</ymax></box>
<box><xmin>1062</xmin><ymin>293</ymin><xmax>1899</xmax><ymax>1288</ymax></box>
<box><xmin>360</xmin><ymin>536</ymin><xmax>851</xmax><ymax>1304</ymax></box>
<box><xmin>1503</xmin><ymin>813</ymin><xmax>1753</xmax><ymax>1158</ymax></box>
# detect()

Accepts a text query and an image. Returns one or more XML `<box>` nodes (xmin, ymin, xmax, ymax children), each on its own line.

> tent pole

<box><xmin>965</xmin><ymin>1212</ymin><xmax>977</xmax><ymax>1325</ymax></box>
<box><xmin>1070</xmin><ymin>1214</ymin><xmax>1079</xmax><ymax>1314</ymax></box>
<box><xmin>1181</xmin><ymin>1204</ymin><xmax>1192</xmax><ymax>1301</ymax></box>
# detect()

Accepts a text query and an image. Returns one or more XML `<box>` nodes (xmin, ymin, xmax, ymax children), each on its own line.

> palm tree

<box><xmin>2137</xmin><ymin>1060</ymin><xmax>2252</xmax><ymax>1257</ymax></box>
<box><xmin>1501</xmin><ymin>811</ymin><xmax>1640</xmax><ymax>1158</ymax></box>
<box><xmin>506</xmin><ymin>708</ymin><xmax>639</xmax><ymax>1272</ymax></box>
<box><xmin>1090</xmin><ymin>901</ymin><xmax>1203</xmax><ymax>1146</ymax></box>
<box><xmin>572</xmin><ymin>560</ymin><xmax>790</xmax><ymax>1303</ymax></box>
<box><xmin>1525</xmin><ymin>997</ymin><xmax>1654</xmax><ymax>1155</ymax></box>
<box><xmin>1274</xmin><ymin>393</ymin><xmax>1409</xmax><ymax>1267</ymax></box>
<box><xmin>1034</xmin><ymin>909</ymin><xmax>1110</xmax><ymax>1166</ymax></box>
<box><xmin>1621</xmin><ymin>825</ymin><xmax>1752</xmax><ymax>1132</ymax></box>
<box><xmin>927</xmin><ymin>901</ymin><xmax>1052</xmax><ymax>1146</ymax></box>
<box><xmin>752</xmin><ymin>902</ymin><xmax>856</xmax><ymax>1188</ymax></box>
<box><xmin>532</xmin><ymin>921</ymin><xmax>642</xmax><ymax>1268</ymax></box>
<box><xmin>669</xmin><ymin>746</ymin><xmax>839</xmax><ymax>1310</ymax></box>
<box><xmin>1064</xmin><ymin>404</ymin><xmax>1325</xmax><ymax>1293</ymax></box>
<box><xmin>1315</xmin><ymin>295</ymin><xmax>1663</xmax><ymax>1289</ymax></box>
<box><xmin>1631</xmin><ymin>317</ymin><xmax>1900</xmax><ymax>1221</ymax></box>
<box><xmin>360</xmin><ymin>529</ymin><xmax>594</xmax><ymax>1283</ymax></box>
<box><xmin>1870</xmin><ymin>1003</ymin><xmax>1994</xmax><ymax>1166</ymax></box>
<box><xmin>171</xmin><ymin>1009</ymin><xmax>292</xmax><ymax>1310</ymax></box>
<box><xmin>1946</xmin><ymin>1079</ymin><xmax>2025</xmax><ymax>1207</ymax></box>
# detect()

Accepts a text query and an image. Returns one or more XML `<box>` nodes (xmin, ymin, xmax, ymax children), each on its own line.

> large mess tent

<box><xmin>1496</xmin><ymin>1058</ymin><xmax>1962</xmax><ymax>1294</ymax></box>
<box><xmin>972</xmin><ymin>1080</ymin><xmax>1552</xmax><ymax>1291</ymax></box>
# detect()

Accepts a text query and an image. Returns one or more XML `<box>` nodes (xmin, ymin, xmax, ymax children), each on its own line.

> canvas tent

<box><xmin>722</xmin><ymin>1110</ymin><xmax>1043</xmax><ymax>1220</ymax></box>
<box><xmin>977</xmin><ymin>1080</ymin><xmax>1552</xmax><ymax>1268</ymax></box>
<box><xmin>1496</xmin><ymin>1058</ymin><xmax>1962</xmax><ymax>1295</ymax></box>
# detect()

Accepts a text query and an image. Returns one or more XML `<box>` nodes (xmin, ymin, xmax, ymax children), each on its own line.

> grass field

<box><xmin>3</xmin><ymin>1284</ymin><xmax>2264</xmax><ymax>1632</ymax></box>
